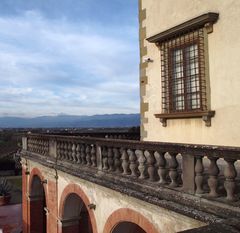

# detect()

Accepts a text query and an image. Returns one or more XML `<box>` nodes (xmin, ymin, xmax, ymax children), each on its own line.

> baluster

<box><xmin>31</xmin><ymin>139</ymin><xmax>34</xmax><ymax>152</ymax></box>
<box><xmin>169</xmin><ymin>153</ymin><xmax>179</xmax><ymax>188</ymax></box>
<box><xmin>64</xmin><ymin>142</ymin><xmax>68</xmax><ymax>160</ymax></box>
<box><xmin>91</xmin><ymin>145</ymin><xmax>96</xmax><ymax>167</ymax></box>
<box><xmin>224</xmin><ymin>159</ymin><xmax>237</xmax><ymax>201</ymax></box>
<box><xmin>60</xmin><ymin>142</ymin><xmax>65</xmax><ymax>160</ymax></box>
<box><xmin>31</xmin><ymin>139</ymin><xmax>33</xmax><ymax>152</ymax></box>
<box><xmin>108</xmin><ymin>148</ymin><xmax>114</xmax><ymax>171</ymax></box>
<box><xmin>35</xmin><ymin>139</ymin><xmax>37</xmax><ymax>152</ymax></box>
<box><xmin>102</xmin><ymin>147</ymin><xmax>109</xmax><ymax>170</ymax></box>
<box><xmin>33</xmin><ymin>139</ymin><xmax>35</xmax><ymax>152</ymax></box>
<box><xmin>113</xmin><ymin>148</ymin><xmax>121</xmax><ymax>173</ymax></box>
<box><xmin>154</xmin><ymin>151</ymin><xmax>167</xmax><ymax>184</ymax></box>
<box><xmin>27</xmin><ymin>139</ymin><xmax>30</xmax><ymax>152</ymax></box>
<box><xmin>36</xmin><ymin>139</ymin><xmax>38</xmax><ymax>152</ymax></box>
<box><xmin>86</xmin><ymin>145</ymin><xmax>91</xmax><ymax>166</ymax></box>
<box><xmin>58</xmin><ymin>142</ymin><xmax>62</xmax><ymax>159</ymax></box>
<box><xmin>136</xmin><ymin>150</ymin><xmax>146</xmax><ymax>179</ymax></box>
<box><xmin>40</xmin><ymin>140</ymin><xmax>43</xmax><ymax>154</ymax></box>
<box><xmin>56</xmin><ymin>142</ymin><xmax>61</xmax><ymax>159</ymax></box>
<box><xmin>37</xmin><ymin>139</ymin><xmax>40</xmax><ymax>152</ymax></box>
<box><xmin>35</xmin><ymin>139</ymin><xmax>38</xmax><ymax>153</ymax></box>
<box><xmin>208</xmin><ymin>157</ymin><xmax>219</xmax><ymax>197</ymax></box>
<box><xmin>44</xmin><ymin>140</ymin><xmax>47</xmax><ymax>155</ymax></box>
<box><xmin>195</xmin><ymin>156</ymin><xmax>204</xmax><ymax>194</ymax></box>
<box><xmin>44</xmin><ymin>140</ymin><xmax>48</xmax><ymax>155</ymax></box>
<box><xmin>42</xmin><ymin>140</ymin><xmax>45</xmax><ymax>155</ymax></box>
<box><xmin>81</xmin><ymin>144</ymin><xmax>86</xmax><ymax>164</ymax></box>
<box><xmin>32</xmin><ymin>139</ymin><xmax>34</xmax><ymax>152</ymax></box>
<box><xmin>72</xmin><ymin>143</ymin><xmax>76</xmax><ymax>162</ymax></box>
<box><xmin>35</xmin><ymin>139</ymin><xmax>37</xmax><ymax>153</ymax></box>
<box><xmin>76</xmin><ymin>144</ymin><xmax>81</xmax><ymax>163</ymax></box>
<box><xmin>128</xmin><ymin>149</ymin><xmax>138</xmax><ymax>177</ymax></box>
<box><xmin>145</xmin><ymin>150</ymin><xmax>156</xmax><ymax>181</ymax></box>
<box><xmin>68</xmin><ymin>142</ymin><xmax>73</xmax><ymax>161</ymax></box>
<box><xmin>121</xmin><ymin>148</ymin><xmax>130</xmax><ymax>175</ymax></box>
<box><xmin>47</xmin><ymin>140</ymin><xmax>49</xmax><ymax>155</ymax></box>
<box><xmin>36</xmin><ymin>139</ymin><xmax>39</xmax><ymax>153</ymax></box>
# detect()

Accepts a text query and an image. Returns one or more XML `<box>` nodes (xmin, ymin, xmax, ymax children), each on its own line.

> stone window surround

<box><xmin>147</xmin><ymin>12</ymin><xmax>219</xmax><ymax>127</ymax></box>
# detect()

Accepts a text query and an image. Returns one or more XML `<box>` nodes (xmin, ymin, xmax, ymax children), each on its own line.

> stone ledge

<box><xmin>178</xmin><ymin>223</ymin><xmax>240</xmax><ymax>233</ymax></box>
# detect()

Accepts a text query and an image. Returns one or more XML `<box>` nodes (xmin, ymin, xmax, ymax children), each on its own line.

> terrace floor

<box><xmin>0</xmin><ymin>176</ymin><xmax>22</xmax><ymax>233</ymax></box>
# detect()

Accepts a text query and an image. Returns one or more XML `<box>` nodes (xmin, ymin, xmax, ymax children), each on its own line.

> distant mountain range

<box><xmin>0</xmin><ymin>114</ymin><xmax>140</xmax><ymax>128</ymax></box>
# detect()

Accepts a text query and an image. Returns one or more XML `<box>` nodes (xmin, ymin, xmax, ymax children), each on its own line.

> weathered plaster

<box><xmin>57</xmin><ymin>170</ymin><xmax>205</xmax><ymax>233</ymax></box>
<box><xmin>140</xmin><ymin>0</ymin><xmax>240</xmax><ymax>147</ymax></box>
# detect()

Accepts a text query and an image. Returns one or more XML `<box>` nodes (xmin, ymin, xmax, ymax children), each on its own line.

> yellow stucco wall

<box><xmin>140</xmin><ymin>0</ymin><xmax>240</xmax><ymax>146</ymax></box>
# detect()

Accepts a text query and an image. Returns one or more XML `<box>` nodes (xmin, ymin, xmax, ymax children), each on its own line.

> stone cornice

<box><xmin>147</xmin><ymin>12</ymin><xmax>219</xmax><ymax>43</ymax></box>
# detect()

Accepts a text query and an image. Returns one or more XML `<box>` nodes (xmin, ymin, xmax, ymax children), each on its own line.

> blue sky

<box><xmin>0</xmin><ymin>0</ymin><xmax>139</xmax><ymax>117</ymax></box>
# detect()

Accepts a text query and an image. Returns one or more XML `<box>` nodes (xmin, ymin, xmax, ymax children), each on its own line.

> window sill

<box><xmin>155</xmin><ymin>110</ymin><xmax>215</xmax><ymax>127</ymax></box>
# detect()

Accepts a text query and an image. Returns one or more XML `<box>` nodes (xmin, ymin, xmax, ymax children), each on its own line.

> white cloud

<box><xmin>0</xmin><ymin>10</ymin><xmax>139</xmax><ymax>117</ymax></box>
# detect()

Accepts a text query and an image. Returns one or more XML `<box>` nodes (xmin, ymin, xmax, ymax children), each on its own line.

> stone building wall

<box><xmin>22</xmin><ymin>159</ymin><xmax>206</xmax><ymax>233</ymax></box>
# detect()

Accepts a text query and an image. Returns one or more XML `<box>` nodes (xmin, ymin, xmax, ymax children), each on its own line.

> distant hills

<box><xmin>0</xmin><ymin>114</ymin><xmax>140</xmax><ymax>128</ymax></box>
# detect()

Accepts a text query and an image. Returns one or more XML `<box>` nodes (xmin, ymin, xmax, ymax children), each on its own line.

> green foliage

<box><xmin>0</xmin><ymin>177</ymin><xmax>12</xmax><ymax>196</ymax></box>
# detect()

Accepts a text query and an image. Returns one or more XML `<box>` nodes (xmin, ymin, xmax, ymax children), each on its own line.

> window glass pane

<box><xmin>186</xmin><ymin>44</ymin><xmax>199</xmax><ymax>77</ymax></box>
<box><xmin>174</xmin><ymin>49</ymin><xmax>183</xmax><ymax>62</ymax></box>
<box><xmin>173</xmin><ymin>79</ymin><xmax>184</xmax><ymax>95</ymax></box>
<box><xmin>172</xmin><ymin>48</ymin><xmax>184</xmax><ymax>111</ymax></box>
<box><xmin>187</xmin><ymin>75</ymin><xmax>200</xmax><ymax>93</ymax></box>
<box><xmin>173</xmin><ymin>49</ymin><xmax>183</xmax><ymax>79</ymax></box>
<box><xmin>185</xmin><ymin>43</ymin><xmax>200</xmax><ymax>110</ymax></box>
<box><xmin>187</xmin><ymin>93</ymin><xmax>200</xmax><ymax>109</ymax></box>
<box><xmin>174</xmin><ymin>95</ymin><xmax>185</xmax><ymax>110</ymax></box>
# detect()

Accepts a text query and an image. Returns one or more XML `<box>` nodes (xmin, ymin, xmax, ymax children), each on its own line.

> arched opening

<box><xmin>112</xmin><ymin>222</ymin><xmax>146</xmax><ymax>233</ymax></box>
<box><xmin>29</xmin><ymin>175</ymin><xmax>47</xmax><ymax>233</ymax></box>
<box><xmin>103</xmin><ymin>208</ymin><xmax>159</xmax><ymax>233</ymax></box>
<box><xmin>61</xmin><ymin>193</ymin><xmax>93</xmax><ymax>233</ymax></box>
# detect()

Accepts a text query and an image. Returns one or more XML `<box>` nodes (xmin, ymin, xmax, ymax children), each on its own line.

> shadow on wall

<box><xmin>112</xmin><ymin>222</ymin><xmax>146</xmax><ymax>233</ymax></box>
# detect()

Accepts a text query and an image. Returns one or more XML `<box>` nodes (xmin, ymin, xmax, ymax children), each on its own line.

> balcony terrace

<box><xmin>21</xmin><ymin>133</ymin><xmax>240</xmax><ymax>232</ymax></box>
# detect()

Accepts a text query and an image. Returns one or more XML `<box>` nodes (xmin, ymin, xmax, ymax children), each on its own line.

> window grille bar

<box><xmin>160</xmin><ymin>28</ymin><xmax>207</xmax><ymax>114</ymax></box>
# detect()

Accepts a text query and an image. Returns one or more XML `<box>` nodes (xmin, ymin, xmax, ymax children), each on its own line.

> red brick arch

<box><xmin>103</xmin><ymin>208</ymin><xmax>159</xmax><ymax>233</ymax></box>
<box><xmin>59</xmin><ymin>183</ymin><xmax>98</xmax><ymax>233</ymax></box>
<box><xmin>28</xmin><ymin>167</ymin><xmax>48</xmax><ymax>233</ymax></box>
<box><xmin>29</xmin><ymin>167</ymin><xmax>47</xmax><ymax>200</ymax></box>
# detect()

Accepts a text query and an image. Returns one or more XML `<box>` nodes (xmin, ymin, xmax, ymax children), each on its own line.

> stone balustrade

<box><xmin>23</xmin><ymin>134</ymin><xmax>240</xmax><ymax>205</ymax></box>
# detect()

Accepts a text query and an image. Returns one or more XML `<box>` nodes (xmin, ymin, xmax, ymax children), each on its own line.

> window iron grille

<box><xmin>160</xmin><ymin>28</ymin><xmax>207</xmax><ymax>114</ymax></box>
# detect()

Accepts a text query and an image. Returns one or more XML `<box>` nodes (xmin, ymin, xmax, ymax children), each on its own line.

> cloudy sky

<box><xmin>0</xmin><ymin>0</ymin><xmax>139</xmax><ymax>117</ymax></box>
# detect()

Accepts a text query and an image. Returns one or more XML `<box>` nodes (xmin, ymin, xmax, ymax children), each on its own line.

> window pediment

<box><xmin>146</xmin><ymin>12</ymin><xmax>219</xmax><ymax>44</ymax></box>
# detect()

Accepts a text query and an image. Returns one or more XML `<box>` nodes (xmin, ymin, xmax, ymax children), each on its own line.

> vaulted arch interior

<box><xmin>29</xmin><ymin>175</ymin><xmax>46</xmax><ymax>233</ymax></box>
<box><xmin>112</xmin><ymin>221</ymin><xmax>146</xmax><ymax>233</ymax></box>
<box><xmin>61</xmin><ymin>193</ymin><xmax>93</xmax><ymax>233</ymax></box>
